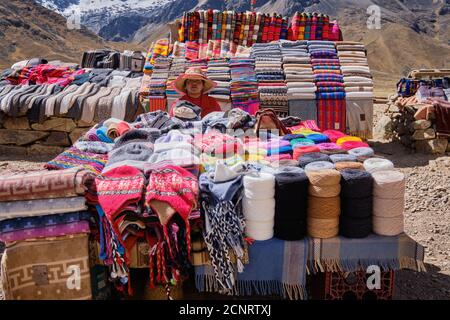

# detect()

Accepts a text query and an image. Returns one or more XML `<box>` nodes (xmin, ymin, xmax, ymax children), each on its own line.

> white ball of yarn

<box><xmin>245</xmin><ymin>220</ymin><xmax>274</xmax><ymax>241</ymax></box>
<box><xmin>243</xmin><ymin>197</ymin><xmax>276</xmax><ymax>221</ymax></box>
<box><xmin>372</xmin><ymin>170</ymin><xmax>406</xmax><ymax>199</ymax></box>
<box><xmin>373</xmin><ymin>215</ymin><xmax>404</xmax><ymax>236</ymax></box>
<box><xmin>348</xmin><ymin>147</ymin><xmax>375</xmax><ymax>160</ymax></box>
<box><xmin>243</xmin><ymin>172</ymin><xmax>275</xmax><ymax>200</ymax></box>
<box><xmin>363</xmin><ymin>158</ymin><xmax>394</xmax><ymax>173</ymax></box>
<box><xmin>304</xmin><ymin>161</ymin><xmax>336</xmax><ymax>173</ymax></box>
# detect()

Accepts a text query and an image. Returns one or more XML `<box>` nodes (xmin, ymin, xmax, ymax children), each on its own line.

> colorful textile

<box><xmin>45</xmin><ymin>146</ymin><xmax>108</xmax><ymax>175</ymax></box>
<box><xmin>307</xmin><ymin>233</ymin><xmax>426</xmax><ymax>273</ymax></box>
<box><xmin>0</xmin><ymin>167</ymin><xmax>91</xmax><ymax>202</ymax></box>
<box><xmin>195</xmin><ymin>238</ymin><xmax>308</xmax><ymax>300</ymax></box>
<box><xmin>1</xmin><ymin>234</ymin><xmax>92</xmax><ymax>300</ymax></box>
<box><xmin>0</xmin><ymin>197</ymin><xmax>87</xmax><ymax>222</ymax></box>
<box><xmin>316</xmin><ymin>99</ymin><xmax>346</xmax><ymax>132</ymax></box>
<box><xmin>0</xmin><ymin>221</ymin><xmax>90</xmax><ymax>243</ymax></box>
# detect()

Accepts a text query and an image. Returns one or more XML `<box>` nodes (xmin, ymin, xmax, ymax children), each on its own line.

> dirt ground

<box><xmin>1</xmin><ymin>104</ymin><xmax>449</xmax><ymax>300</ymax></box>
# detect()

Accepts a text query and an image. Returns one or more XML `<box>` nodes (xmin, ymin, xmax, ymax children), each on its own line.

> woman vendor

<box><xmin>170</xmin><ymin>67</ymin><xmax>221</xmax><ymax>118</ymax></box>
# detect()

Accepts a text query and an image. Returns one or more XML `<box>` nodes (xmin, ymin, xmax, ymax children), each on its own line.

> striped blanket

<box><xmin>195</xmin><ymin>238</ymin><xmax>308</xmax><ymax>299</ymax></box>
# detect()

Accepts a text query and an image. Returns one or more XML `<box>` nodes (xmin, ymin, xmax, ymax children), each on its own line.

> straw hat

<box><xmin>172</xmin><ymin>67</ymin><xmax>216</xmax><ymax>94</ymax></box>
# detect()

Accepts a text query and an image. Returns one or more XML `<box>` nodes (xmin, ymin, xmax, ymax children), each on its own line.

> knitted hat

<box><xmin>107</xmin><ymin>142</ymin><xmax>154</xmax><ymax>169</ymax></box>
<box><xmin>114</xmin><ymin>129</ymin><xmax>158</xmax><ymax>148</ymax></box>
<box><xmin>172</xmin><ymin>100</ymin><xmax>202</xmax><ymax>121</ymax></box>
<box><xmin>145</xmin><ymin>165</ymin><xmax>199</xmax><ymax>225</ymax></box>
<box><xmin>95</xmin><ymin>166</ymin><xmax>145</xmax><ymax>220</ymax></box>
<box><xmin>173</xmin><ymin>67</ymin><xmax>217</xmax><ymax>94</ymax></box>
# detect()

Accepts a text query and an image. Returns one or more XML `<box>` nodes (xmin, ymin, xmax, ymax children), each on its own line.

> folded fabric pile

<box><xmin>339</xmin><ymin>169</ymin><xmax>373</xmax><ymax>238</ymax></box>
<box><xmin>81</xmin><ymin>49</ymin><xmax>120</xmax><ymax>69</ymax></box>
<box><xmin>337</xmin><ymin>41</ymin><xmax>374</xmax><ymax>139</ymax></box>
<box><xmin>281</xmin><ymin>40</ymin><xmax>317</xmax><ymax>119</ymax></box>
<box><xmin>143</xmin><ymin>39</ymin><xmax>170</xmax><ymax>75</ymax></box>
<box><xmin>290</xmin><ymin>12</ymin><xmax>341</xmax><ymax>41</ymax></box>
<box><xmin>372</xmin><ymin>170</ymin><xmax>405</xmax><ymax>236</ymax></box>
<box><xmin>166</xmin><ymin>57</ymin><xmax>187</xmax><ymax>107</ymax></box>
<box><xmin>147</xmin><ymin>57</ymin><xmax>171</xmax><ymax>112</ymax></box>
<box><xmin>4</xmin><ymin>64</ymin><xmax>85</xmax><ymax>87</ymax></box>
<box><xmin>230</xmin><ymin>57</ymin><xmax>260</xmax><ymax>115</ymax></box>
<box><xmin>309</xmin><ymin>41</ymin><xmax>346</xmax><ymax>132</ymax></box>
<box><xmin>207</xmin><ymin>58</ymin><xmax>231</xmax><ymax>111</ymax></box>
<box><xmin>243</xmin><ymin>172</ymin><xmax>276</xmax><ymax>241</ymax></box>
<box><xmin>306</xmin><ymin>169</ymin><xmax>341</xmax><ymax>239</ymax></box>
<box><xmin>252</xmin><ymin>43</ymin><xmax>288</xmax><ymax>116</ymax></box>
<box><xmin>0</xmin><ymin>168</ymin><xmax>94</xmax><ymax>300</ymax></box>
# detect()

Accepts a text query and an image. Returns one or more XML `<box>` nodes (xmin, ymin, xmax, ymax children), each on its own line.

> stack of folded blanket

<box><xmin>207</xmin><ymin>58</ymin><xmax>231</xmax><ymax>111</ymax></box>
<box><xmin>143</xmin><ymin>39</ymin><xmax>170</xmax><ymax>75</ymax></box>
<box><xmin>252</xmin><ymin>43</ymin><xmax>288</xmax><ymax>116</ymax></box>
<box><xmin>336</xmin><ymin>41</ymin><xmax>374</xmax><ymax>139</ymax></box>
<box><xmin>230</xmin><ymin>57</ymin><xmax>259</xmax><ymax>115</ymax></box>
<box><xmin>309</xmin><ymin>41</ymin><xmax>346</xmax><ymax>132</ymax></box>
<box><xmin>148</xmin><ymin>57</ymin><xmax>171</xmax><ymax>112</ymax></box>
<box><xmin>166</xmin><ymin>57</ymin><xmax>187</xmax><ymax>107</ymax></box>
<box><xmin>281</xmin><ymin>40</ymin><xmax>317</xmax><ymax>120</ymax></box>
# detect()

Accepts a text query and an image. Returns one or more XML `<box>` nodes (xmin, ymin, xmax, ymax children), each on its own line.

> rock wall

<box><xmin>0</xmin><ymin>116</ymin><xmax>93</xmax><ymax>157</ymax></box>
<box><xmin>386</xmin><ymin>95</ymin><xmax>450</xmax><ymax>155</ymax></box>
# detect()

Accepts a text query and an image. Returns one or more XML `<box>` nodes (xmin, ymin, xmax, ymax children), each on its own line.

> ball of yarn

<box><xmin>290</xmin><ymin>138</ymin><xmax>315</xmax><ymax>147</ymax></box>
<box><xmin>317</xmin><ymin>143</ymin><xmax>342</xmax><ymax>152</ymax></box>
<box><xmin>340</xmin><ymin>216</ymin><xmax>372</xmax><ymax>239</ymax></box>
<box><xmin>307</xmin><ymin>217</ymin><xmax>339</xmax><ymax>239</ymax></box>
<box><xmin>323</xmin><ymin>130</ymin><xmax>347</xmax><ymax>143</ymax></box>
<box><xmin>282</xmin><ymin>134</ymin><xmax>306</xmax><ymax>141</ymax></box>
<box><xmin>335</xmin><ymin>161</ymin><xmax>365</xmax><ymax>171</ymax></box>
<box><xmin>336</xmin><ymin>136</ymin><xmax>363</xmax><ymax>146</ymax></box>
<box><xmin>330</xmin><ymin>154</ymin><xmax>357</xmax><ymax>163</ymax></box>
<box><xmin>275</xmin><ymin>166</ymin><xmax>305</xmax><ymax>175</ymax></box>
<box><xmin>309</xmin><ymin>184</ymin><xmax>341</xmax><ymax>198</ymax></box>
<box><xmin>308</xmin><ymin>196</ymin><xmax>341</xmax><ymax>219</ymax></box>
<box><xmin>305</xmin><ymin>133</ymin><xmax>329</xmax><ymax>144</ymax></box>
<box><xmin>243</xmin><ymin>172</ymin><xmax>275</xmax><ymax>199</ymax></box>
<box><xmin>372</xmin><ymin>170</ymin><xmax>405</xmax><ymax>199</ymax></box>
<box><xmin>373</xmin><ymin>197</ymin><xmax>405</xmax><ymax>218</ymax></box>
<box><xmin>275</xmin><ymin>170</ymin><xmax>309</xmax><ymax>221</ymax></box>
<box><xmin>274</xmin><ymin>220</ymin><xmax>307</xmax><ymax>241</ymax></box>
<box><xmin>276</xmin><ymin>159</ymin><xmax>302</xmax><ymax>167</ymax></box>
<box><xmin>340</xmin><ymin>141</ymin><xmax>370</xmax><ymax>151</ymax></box>
<box><xmin>340</xmin><ymin>169</ymin><xmax>373</xmax><ymax>199</ymax></box>
<box><xmin>363</xmin><ymin>158</ymin><xmax>395</xmax><ymax>173</ymax></box>
<box><xmin>265</xmin><ymin>153</ymin><xmax>293</xmax><ymax>162</ymax></box>
<box><xmin>293</xmin><ymin>146</ymin><xmax>321</xmax><ymax>160</ymax></box>
<box><xmin>307</xmin><ymin>169</ymin><xmax>341</xmax><ymax>187</ymax></box>
<box><xmin>348</xmin><ymin>147</ymin><xmax>375</xmax><ymax>161</ymax></box>
<box><xmin>243</xmin><ymin>197</ymin><xmax>276</xmax><ymax>221</ymax></box>
<box><xmin>298</xmin><ymin>153</ymin><xmax>331</xmax><ymax>168</ymax></box>
<box><xmin>321</xmin><ymin>148</ymin><xmax>348</xmax><ymax>155</ymax></box>
<box><xmin>305</xmin><ymin>161</ymin><xmax>336</xmax><ymax>173</ymax></box>
<box><xmin>245</xmin><ymin>220</ymin><xmax>274</xmax><ymax>241</ymax></box>
<box><xmin>341</xmin><ymin>196</ymin><xmax>373</xmax><ymax>219</ymax></box>
<box><xmin>373</xmin><ymin>215</ymin><xmax>404</xmax><ymax>236</ymax></box>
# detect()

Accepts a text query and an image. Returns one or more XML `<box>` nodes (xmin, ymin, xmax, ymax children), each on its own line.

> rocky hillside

<box><xmin>0</xmin><ymin>0</ymin><xmax>135</xmax><ymax>69</ymax></box>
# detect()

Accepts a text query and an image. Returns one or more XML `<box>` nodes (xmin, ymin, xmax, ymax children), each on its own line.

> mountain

<box><xmin>32</xmin><ymin>0</ymin><xmax>450</xmax><ymax>95</ymax></box>
<box><xmin>0</xmin><ymin>0</ymin><xmax>126</xmax><ymax>69</ymax></box>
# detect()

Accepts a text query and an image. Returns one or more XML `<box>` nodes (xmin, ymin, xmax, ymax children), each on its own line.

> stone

<box><xmin>31</xmin><ymin>118</ymin><xmax>76</xmax><ymax>132</ymax></box>
<box><xmin>415</xmin><ymin>139</ymin><xmax>448</xmax><ymax>154</ymax></box>
<box><xmin>373</xmin><ymin>115</ymin><xmax>394</xmax><ymax>140</ymax></box>
<box><xmin>446</xmin><ymin>141</ymin><xmax>450</xmax><ymax>153</ymax></box>
<box><xmin>0</xmin><ymin>129</ymin><xmax>49</xmax><ymax>146</ymax></box>
<box><xmin>0</xmin><ymin>145</ymin><xmax>28</xmax><ymax>158</ymax></box>
<box><xmin>69</xmin><ymin>128</ymin><xmax>89</xmax><ymax>144</ymax></box>
<box><xmin>76</xmin><ymin>120</ymin><xmax>96</xmax><ymax>128</ymax></box>
<box><xmin>412</xmin><ymin>128</ymin><xmax>436</xmax><ymax>140</ymax></box>
<box><xmin>42</xmin><ymin>132</ymin><xmax>71</xmax><ymax>147</ymax></box>
<box><xmin>28</xmin><ymin>144</ymin><xmax>63</xmax><ymax>157</ymax></box>
<box><xmin>400</xmin><ymin>135</ymin><xmax>413</xmax><ymax>147</ymax></box>
<box><xmin>412</xmin><ymin>120</ymin><xmax>432</xmax><ymax>130</ymax></box>
<box><xmin>3</xmin><ymin>117</ymin><xmax>31</xmax><ymax>130</ymax></box>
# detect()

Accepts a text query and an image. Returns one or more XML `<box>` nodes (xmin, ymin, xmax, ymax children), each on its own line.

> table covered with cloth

<box><xmin>195</xmin><ymin>233</ymin><xmax>425</xmax><ymax>300</ymax></box>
